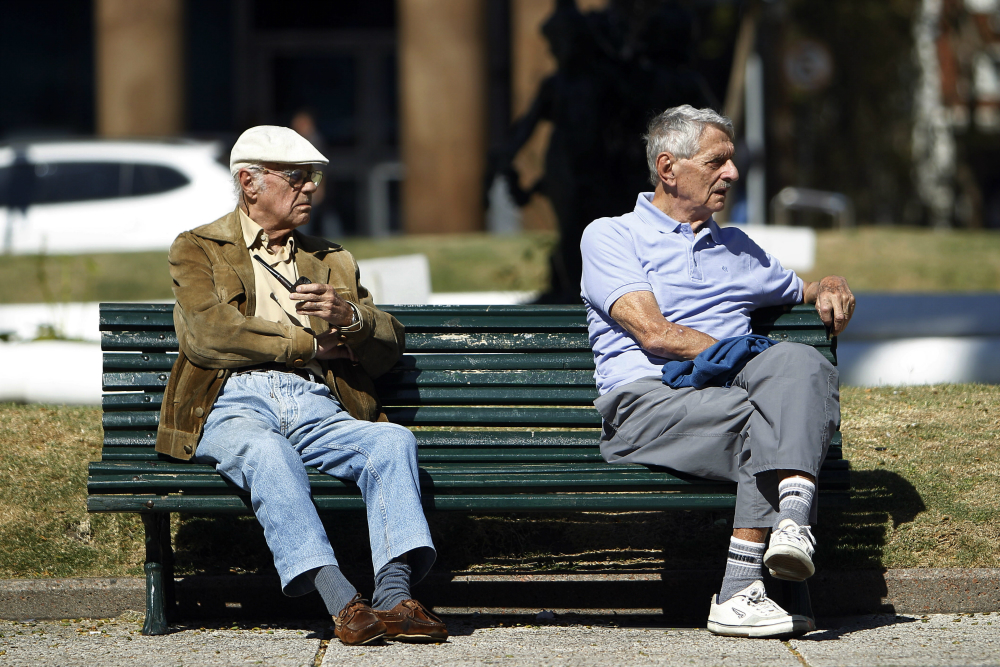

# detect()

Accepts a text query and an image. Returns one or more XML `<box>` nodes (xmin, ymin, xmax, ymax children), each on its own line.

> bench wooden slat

<box><xmin>100</xmin><ymin>312</ymin><xmax>174</xmax><ymax>330</ymax></box>
<box><xmin>89</xmin><ymin>459</ymin><xmax>849</xmax><ymax>492</ymax></box>
<box><xmin>380</xmin><ymin>387</ymin><xmax>600</xmax><ymax>405</ymax></box>
<box><xmin>377</xmin><ymin>369</ymin><xmax>598</xmax><ymax>385</ymax></box>
<box><xmin>102</xmin><ymin>405</ymin><xmax>604</xmax><ymax>428</ymax></box>
<box><xmin>105</xmin><ymin>368</ymin><xmax>605</xmax><ymax>391</ymax></box>
<box><xmin>99</xmin><ymin>303</ymin><xmax>831</xmax><ymax>327</ymax></box>
<box><xmin>97</xmin><ymin>444</ymin><xmax>842</xmax><ymax>465</ymax></box>
<box><xmin>104</xmin><ymin>352</ymin><xmax>177</xmax><ymax>371</ymax></box>
<box><xmin>103</xmin><ymin>412</ymin><xmax>161</xmax><ymax>429</ymax></box>
<box><xmin>102</xmin><ymin>331</ymin><xmax>178</xmax><ymax>351</ymax></box>
<box><xmin>88</xmin><ymin>471</ymin><xmax>723</xmax><ymax>493</ymax></box>
<box><xmin>366</xmin><ymin>314</ymin><xmax>590</xmax><ymax>330</ymax></box>
<box><xmin>89</xmin><ymin>492</ymin><xmax>751</xmax><ymax>513</ymax></box>
<box><xmin>88</xmin><ymin>491</ymin><xmax>848</xmax><ymax>513</ymax></box>
<box><xmin>103</xmin><ymin>352</ymin><xmax>598</xmax><ymax>372</ymax></box>
<box><xmin>405</xmin><ymin>332</ymin><xmax>591</xmax><ymax>351</ymax></box>
<box><xmin>104</xmin><ymin>372</ymin><xmax>170</xmax><ymax>391</ymax></box>
<box><xmin>98</xmin><ymin>427</ymin><xmax>842</xmax><ymax>448</ymax></box>
<box><xmin>88</xmin><ymin>467</ymin><xmax>848</xmax><ymax>492</ymax></box>
<box><xmin>382</xmin><ymin>406</ymin><xmax>602</xmax><ymax>426</ymax></box>
<box><xmin>393</xmin><ymin>353</ymin><xmax>597</xmax><ymax>370</ymax></box>
<box><xmin>103</xmin><ymin>393</ymin><xmax>164</xmax><ymax>410</ymax></box>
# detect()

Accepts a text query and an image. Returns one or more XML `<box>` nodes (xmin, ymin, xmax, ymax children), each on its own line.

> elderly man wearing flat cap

<box><xmin>156</xmin><ymin>126</ymin><xmax>445</xmax><ymax>645</ymax></box>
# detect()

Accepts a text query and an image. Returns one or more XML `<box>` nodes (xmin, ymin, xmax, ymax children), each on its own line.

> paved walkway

<box><xmin>2</xmin><ymin>612</ymin><xmax>998</xmax><ymax>666</ymax></box>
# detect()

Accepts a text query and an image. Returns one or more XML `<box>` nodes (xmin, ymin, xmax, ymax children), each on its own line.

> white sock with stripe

<box><xmin>718</xmin><ymin>537</ymin><xmax>765</xmax><ymax>603</ymax></box>
<box><xmin>776</xmin><ymin>477</ymin><xmax>815</xmax><ymax>528</ymax></box>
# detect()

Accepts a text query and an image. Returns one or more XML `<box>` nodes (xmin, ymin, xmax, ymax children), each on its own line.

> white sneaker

<box><xmin>707</xmin><ymin>581</ymin><xmax>814</xmax><ymax>638</ymax></box>
<box><xmin>764</xmin><ymin>519</ymin><xmax>816</xmax><ymax>581</ymax></box>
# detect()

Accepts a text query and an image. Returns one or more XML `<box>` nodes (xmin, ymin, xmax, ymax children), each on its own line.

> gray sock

<box><xmin>718</xmin><ymin>537</ymin><xmax>765</xmax><ymax>603</ymax></box>
<box><xmin>371</xmin><ymin>558</ymin><xmax>412</xmax><ymax>611</ymax></box>
<box><xmin>313</xmin><ymin>565</ymin><xmax>358</xmax><ymax>616</ymax></box>
<box><xmin>776</xmin><ymin>477</ymin><xmax>815</xmax><ymax>527</ymax></box>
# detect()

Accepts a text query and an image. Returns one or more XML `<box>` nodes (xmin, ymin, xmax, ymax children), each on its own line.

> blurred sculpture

<box><xmin>497</xmin><ymin>0</ymin><xmax>714</xmax><ymax>303</ymax></box>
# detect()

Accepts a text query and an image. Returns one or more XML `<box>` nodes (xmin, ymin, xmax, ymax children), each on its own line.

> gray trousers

<box><xmin>594</xmin><ymin>343</ymin><xmax>839</xmax><ymax>528</ymax></box>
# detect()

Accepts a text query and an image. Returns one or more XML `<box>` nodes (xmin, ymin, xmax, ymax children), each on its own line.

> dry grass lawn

<box><xmin>833</xmin><ymin>384</ymin><xmax>1000</xmax><ymax>569</ymax></box>
<box><xmin>0</xmin><ymin>385</ymin><xmax>997</xmax><ymax>579</ymax></box>
<box><xmin>0</xmin><ymin>405</ymin><xmax>143</xmax><ymax>578</ymax></box>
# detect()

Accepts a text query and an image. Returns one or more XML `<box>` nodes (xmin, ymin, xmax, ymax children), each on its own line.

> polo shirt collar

<box><xmin>633</xmin><ymin>192</ymin><xmax>721</xmax><ymax>243</ymax></box>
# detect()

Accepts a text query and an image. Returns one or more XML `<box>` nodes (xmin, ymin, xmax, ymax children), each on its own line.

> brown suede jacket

<box><xmin>155</xmin><ymin>208</ymin><xmax>405</xmax><ymax>460</ymax></box>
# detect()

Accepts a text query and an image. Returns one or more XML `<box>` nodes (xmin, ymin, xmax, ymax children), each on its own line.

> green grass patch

<box><xmin>0</xmin><ymin>233</ymin><xmax>557</xmax><ymax>305</ymax></box>
<box><xmin>0</xmin><ymin>405</ymin><xmax>143</xmax><ymax>579</ymax></box>
<box><xmin>0</xmin><ymin>252</ymin><xmax>175</xmax><ymax>305</ymax></box>
<box><xmin>801</xmin><ymin>227</ymin><xmax>1000</xmax><ymax>292</ymax></box>
<box><xmin>1</xmin><ymin>385</ymin><xmax>997</xmax><ymax>579</ymax></box>
<box><xmin>2</xmin><ymin>226</ymin><xmax>999</xmax><ymax>304</ymax></box>
<box><xmin>822</xmin><ymin>384</ymin><xmax>1000</xmax><ymax>569</ymax></box>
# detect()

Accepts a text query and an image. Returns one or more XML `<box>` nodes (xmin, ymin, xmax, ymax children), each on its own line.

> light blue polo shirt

<box><xmin>581</xmin><ymin>193</ymin><xmax>804</xmax><ymax>394</ymax></box>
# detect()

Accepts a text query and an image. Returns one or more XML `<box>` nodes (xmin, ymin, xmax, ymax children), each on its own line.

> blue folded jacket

<box><xmin>661</xmin><ymin>335</ymin><xmax>778</xmax><ymax>389</ymax></box>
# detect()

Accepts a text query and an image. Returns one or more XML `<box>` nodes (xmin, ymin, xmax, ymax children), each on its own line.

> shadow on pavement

<box><xmin>800</xmin><ymin>613</ymin><xmax>919</xmax><ymax>642</ymax></box>
<box><xmin>167</xmin><ymin>468</ymin><xmax>926</xmax><ymax>623</ymax></box>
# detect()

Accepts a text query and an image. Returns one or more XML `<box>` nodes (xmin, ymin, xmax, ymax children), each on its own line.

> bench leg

<box><xmin>779</xmin><ymin>578</ymin><xmax>815</xmax><ymax>621</ymax></box>
<box><xmin>141</xmin><ymin>513</ymin><xmax>170</xmax><ymax>635</ymax></box>
<box><xmin>159</xmin><ymin>512</ymin><xmax>176</xmax><ymax>622</ymax></box>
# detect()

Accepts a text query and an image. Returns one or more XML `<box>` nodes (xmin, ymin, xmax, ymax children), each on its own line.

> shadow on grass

<box><xmin>814</xmin><ymin>469</ymin><xmax>926</xmax><ymax>569</ymax></box>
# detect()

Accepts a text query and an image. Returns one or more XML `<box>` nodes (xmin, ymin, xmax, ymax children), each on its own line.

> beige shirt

<box><xmin>239</xmin><ymin>209</ymin><xmax>324</xmax><ymax>375</ymax></box>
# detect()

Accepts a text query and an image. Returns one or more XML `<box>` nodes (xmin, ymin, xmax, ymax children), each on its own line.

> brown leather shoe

<box><xmin>375</xmin><ymin>599</ymin><xmax>448</xmax><ymax>642</ymax></box>
<box><xmin>333</xmin><ymin>594</ymin><xmax>387</xmax><ymax>646</ymax></box>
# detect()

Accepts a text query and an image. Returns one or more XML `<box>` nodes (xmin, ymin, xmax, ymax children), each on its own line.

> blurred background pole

<box><xmin>399</xmin><ymin>0</ymin><xmax>487</xmax><ymax>234</ymax></box>
<box><xmin>719</xmin><ymin>0</ymin><xmax>760</xmax><ymax>224</ymax></box>
<box><xmin>912</xmin><ymin>0</ymin><xmax>956</xmax><ymax>229</ymax></box>
<box><xmin>745</xmin><ymin>50</ymin><xmax>767</xmax><ymax>225</ymax></box>
<box><xmin>95</xmin><ymin>0</ymin><xmax>183</xmax><ymax>137</ymax></box>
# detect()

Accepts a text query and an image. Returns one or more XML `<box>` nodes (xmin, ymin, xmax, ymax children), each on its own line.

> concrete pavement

<box><xmin>2</xmin><ymin>612</ymin><xmax>998</xmax><ymax>667</ymax></box>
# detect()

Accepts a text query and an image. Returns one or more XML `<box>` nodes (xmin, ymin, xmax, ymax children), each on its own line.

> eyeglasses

<box><xmin>260</xmin><ymin>167</ymin><xmax>324</xmax><ymax>188</ymax></box>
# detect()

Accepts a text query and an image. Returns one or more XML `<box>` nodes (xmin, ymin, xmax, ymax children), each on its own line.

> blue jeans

<box><xmin>193</xmin><ymin>370</ymin><xmax>436</xmax><ymax>597</ymax></box>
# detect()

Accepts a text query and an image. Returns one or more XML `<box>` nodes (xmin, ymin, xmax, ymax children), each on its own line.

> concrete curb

<box><xmin>2</xmin><ymin>569</ymin><xmax>999</xmax><ymax>622</ymax></box>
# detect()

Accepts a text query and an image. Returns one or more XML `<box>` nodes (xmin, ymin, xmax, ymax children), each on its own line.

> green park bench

<box><xmin>89</xmin><ymin>302</ymin><xmax>849</xmax><ymax>635</ymax></box>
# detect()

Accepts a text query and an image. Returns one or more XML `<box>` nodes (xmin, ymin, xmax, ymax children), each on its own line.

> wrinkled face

<box><xmin>670</xmin><ymin>126</ymin><xmax>739</xmax><ymax>222</ymax></box>
<box><xmin>246</xmin><ymin>162</ymin><xmax>319</xmax><ymax>230</ymax></box>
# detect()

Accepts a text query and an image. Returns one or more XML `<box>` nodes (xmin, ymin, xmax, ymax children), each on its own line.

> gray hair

<box><xmin>644</xmin><ymin>105</ymin><xmax>735</xmax><ymax>186</ymax></box>
<box><xmin>231</xmin><ymin>164</ymin><xmax>267</xmax><ymax>199</ymax></box>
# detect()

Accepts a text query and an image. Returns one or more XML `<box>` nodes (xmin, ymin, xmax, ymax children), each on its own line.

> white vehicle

<box><xmin>0</xmin><ymin>140</ymin><xmax>236</xmax><ymax>255</ymax></box>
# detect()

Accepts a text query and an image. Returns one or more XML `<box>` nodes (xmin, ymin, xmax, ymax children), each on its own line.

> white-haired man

<box><xmin>580</xmin><ymin>105</ymin><xmax>855</xmax><ymax>637</ymax></box>
<box><xmin>157</xmin><ymin>126</ymin><xmax>447</xmax><ymax>645</ymax></box>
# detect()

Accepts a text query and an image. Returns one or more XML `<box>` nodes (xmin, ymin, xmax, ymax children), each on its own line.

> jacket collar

<box><xmin>191</xmin><ymin>208</ymin><xmax>244</xmax><ymax>244</ymax></box>
<box><xmin>190</xmin><ymin>207</ymin><xmax>337</xmax><ymax>331</ymax></box>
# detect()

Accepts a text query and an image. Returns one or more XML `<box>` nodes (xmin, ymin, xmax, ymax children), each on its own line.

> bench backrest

<box><xmin>99</xmin><ymin>303</ymin><xmax>836</xmax><ymax>464</ymax></box>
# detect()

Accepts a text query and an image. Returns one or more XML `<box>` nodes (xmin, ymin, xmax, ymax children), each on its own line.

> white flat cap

<box><xmin>230</xmin><ymin>125</ymin><xmax>328</xmax><ymax>176</ymax></box>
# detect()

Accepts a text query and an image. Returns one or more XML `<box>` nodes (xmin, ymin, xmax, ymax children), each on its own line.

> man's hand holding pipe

<box><xmin>290</xmin><ymin>283</ymin><xmax>354</xmax><ymax>327</ymax></box>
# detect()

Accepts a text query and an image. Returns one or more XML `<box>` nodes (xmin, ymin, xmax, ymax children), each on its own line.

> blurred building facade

<box><xmin>1</xmin><ymin>0</ymin><xmax>742</xmax><ymax>238</ymax></box>
<box><xmin>5</xmin><ymin>0</ymin><xmax>999</xmax><ymax>233</ymax></box>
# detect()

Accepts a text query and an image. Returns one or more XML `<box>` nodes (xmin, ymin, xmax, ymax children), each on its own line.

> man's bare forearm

<box><xmin>642</xmin><ymin>320</ymin><xmax>717</xmax><ymax>360</ymax></box>
<box><xmin>610</xmin><ymin>290</ymin><xmax>717</xmax><ymax>360</ymax></box>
